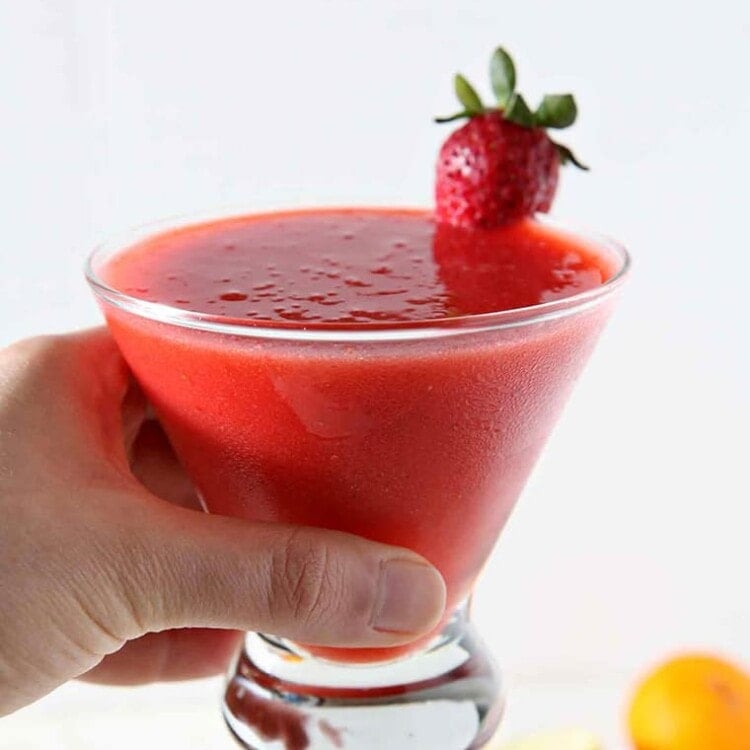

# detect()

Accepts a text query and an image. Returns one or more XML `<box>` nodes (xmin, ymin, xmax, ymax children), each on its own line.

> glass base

<box><xmin>222</xmin><ymin>607</ymin><xmax>504</xmax><ymax>750</ymax></box>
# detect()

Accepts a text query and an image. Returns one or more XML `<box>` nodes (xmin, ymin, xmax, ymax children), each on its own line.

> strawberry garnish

<box><xmin>435</xmin><ymin>48</ymin><xmax>586</xmax><ymax>229</ymax></box>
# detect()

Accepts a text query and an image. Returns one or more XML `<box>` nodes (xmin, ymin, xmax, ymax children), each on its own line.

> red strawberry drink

<box><xmin>87</xmin><ymin>47</ymin><xmax>629</xmax><ymax>750</ymax></box>
<box><xmin>96</xmin><ymin>209</ymin><xmax>619</xmax><ymax>664</ymax></box>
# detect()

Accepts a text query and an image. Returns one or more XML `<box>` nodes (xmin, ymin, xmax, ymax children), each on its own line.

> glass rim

<box><xmin>85</xmin><ymin>207</ymin><xmax>631</xmax><ymax>343</ymax></box>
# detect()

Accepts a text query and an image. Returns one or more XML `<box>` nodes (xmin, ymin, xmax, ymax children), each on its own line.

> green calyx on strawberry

<box><xmin>435</xmin><ymin>47</ymin><xmax>587</xmax><ymax>229</ymax></box>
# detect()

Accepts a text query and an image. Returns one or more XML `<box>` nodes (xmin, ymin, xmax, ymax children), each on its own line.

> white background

<box><xmin>2</xmin><ymin>0</ymin><xmax>749</xmax><ymax>746</ymax></box>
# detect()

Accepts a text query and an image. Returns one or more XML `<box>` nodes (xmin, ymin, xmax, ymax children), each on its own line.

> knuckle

<box><xmin>84</xmin><ymin>507</ymin><xmax>174</xmax><ymax>635</ymax></box>
<box><xmin>272</xmin><ymin>528</ymin><xmax>343</xmax><ymax>627</ymax></box>
<box><xmin>1</xmin><ymin>332</ymin><xmax>118</xmax><ymax>387</ymax></box>
<box><xmin>2</xmin><ymin>334</ymin><xmax>66</xmax><ymax>374</ymax></box>
<box><xmin>67</xmin><ymin>580</ymin><xmax>129</xmax><ymax>655</ymax></box>
<box><xmin>0</xmin><ymin>335</ymin><xmax>83</xmax><ymax>404</ymax></box>
<box><xmin>107</xmin><ymin>538</ymin><xmax>163</xmax><ymax>635</ymax></box>
<box><xmin>0</xmin><ymin>336</ymin><xmax>75</xmax><ymax>467</ymax></box>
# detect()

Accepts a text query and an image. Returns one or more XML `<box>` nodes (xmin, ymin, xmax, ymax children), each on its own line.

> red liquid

<box><xmin>100</xmin><ymin>209</ymin><xmax>616</xmax><ymax>662</ymax></box>
<box><xmin>107</xmin><ymin>209</ymin><xmax>608</xmax><ymax>323</ymax></box>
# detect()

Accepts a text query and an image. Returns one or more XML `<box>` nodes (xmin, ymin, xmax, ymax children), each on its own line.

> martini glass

<box><xmin>86</xmin><ymin>210</ymin><xmax>629</xmax><ymax>750</ymax></box>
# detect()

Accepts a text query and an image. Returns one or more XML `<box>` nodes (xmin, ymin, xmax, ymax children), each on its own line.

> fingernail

<box><xmin>370</xmin><ymin>559</ymin><xmax>446</xmax><ymax>634</ymax></box>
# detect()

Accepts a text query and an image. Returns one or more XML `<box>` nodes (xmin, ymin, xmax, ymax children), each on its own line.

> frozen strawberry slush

<box><xmin>99</xmin><ymin>208</ymin><xmax>616</xmax><ymax>662</ymax></box>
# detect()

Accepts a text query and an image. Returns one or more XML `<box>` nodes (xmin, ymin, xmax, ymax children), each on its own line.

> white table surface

<box><xmin>1</xmin><ymin>672</ymin><xmax>632</xmax><ymax>749</ymax></box>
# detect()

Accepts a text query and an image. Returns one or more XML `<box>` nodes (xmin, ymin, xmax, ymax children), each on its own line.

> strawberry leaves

<box><xmin>454</xmin><ymin>74</ymin><xmax>484</xmax><ymax>115</ymax></box>
<box><xmin>435</xmin><ymin>46</ymin><xmax>588</xmax><ymax>170</ymax></box>
<box><xmin>434</xmin><ymin>75</ymin><xmax>484</xmax><ymax>123</ymax></box>
<box><xmin>504</xmin><ymin>93</ymin><xmax>535</xmax><ymax>128</ymax></box>
<box><xmin>489</xmin><ymin>47</ymin><xmax>516</xmax><ymax>107</ymax></box>
<box><xmin>535</xmin><ymin>93</ymin><xmax>587</xmax><ymax>169</ymax></box>
<box><xmin>535</xmin><ymin>94</ymin><xmax>578</xmax><ymax>129</ymax></box>
<box><xmin>554</xmin><ymin>142</ymin><xmax>589</xmax><ymax>170</ymax></box>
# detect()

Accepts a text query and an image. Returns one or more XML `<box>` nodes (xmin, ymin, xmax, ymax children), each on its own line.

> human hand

<box><xmin>0</xmin><ymin>330</ymin><xmax>445</xmax><ymax>716</ymax></box>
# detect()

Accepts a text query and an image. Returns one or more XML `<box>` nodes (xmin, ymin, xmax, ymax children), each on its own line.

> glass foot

<box><xmin>222</xmin><ymin>609</ymin><xmax>504</xmax><ymax>750</ymax></box>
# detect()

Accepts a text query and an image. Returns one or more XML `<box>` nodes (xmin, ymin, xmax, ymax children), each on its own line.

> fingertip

<box><xmin>370</xmin><ymin>558</ymin><xmax>447</xmax><ymax>637</ymax></box>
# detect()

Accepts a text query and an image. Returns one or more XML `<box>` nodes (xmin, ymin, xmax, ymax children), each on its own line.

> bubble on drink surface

<box><xmin>344</xmin><ymin>277</ymin><xmax>371</xmax><ymax>288</ymax></box>
<box><xmin>220</xmin><ymin>291</ymin><xmax>249</xmax><ymax>302</ymax></box>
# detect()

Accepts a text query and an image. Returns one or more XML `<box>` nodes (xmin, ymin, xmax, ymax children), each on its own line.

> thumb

<box><xmin>107</xmin><ymin>498</ymin><xmax>447</xmax><ymax>649</ymax></box>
